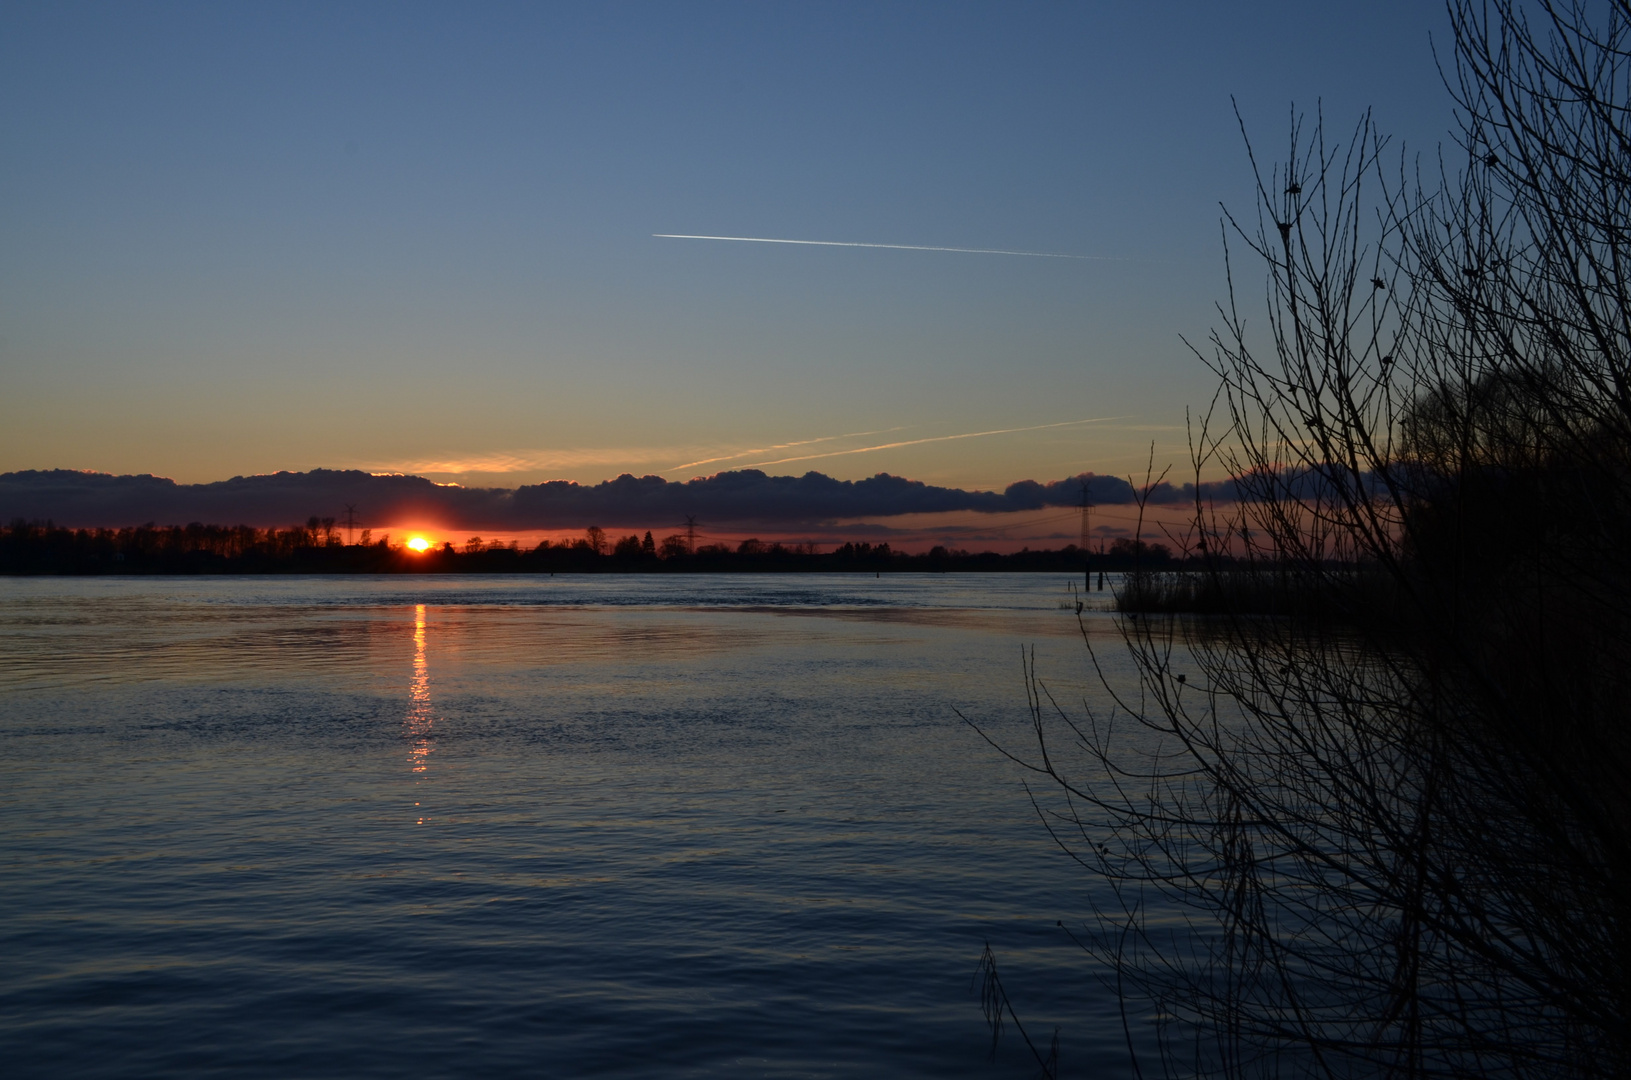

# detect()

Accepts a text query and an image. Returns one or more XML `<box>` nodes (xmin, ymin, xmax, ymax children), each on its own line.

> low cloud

<box><xmin>0</xmin><ymin>467</ymin><xmax>1239</xmax><ymax>531</ymax></box>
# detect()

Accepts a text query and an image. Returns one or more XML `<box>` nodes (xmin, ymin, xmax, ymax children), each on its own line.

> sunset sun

<box><xmin>407</xmin><ymin>537</ymin><xmax>431</xmax><ymax>552</ymax></box>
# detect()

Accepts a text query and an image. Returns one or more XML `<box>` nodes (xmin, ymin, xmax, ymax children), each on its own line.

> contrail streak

<box><xmin>733</xmin><ymin>416</ymin><xmax>1131</xmax><ymax>470</ymax></box>
<box><xmin>667</xmin><ymin>426</ymin><xmax>911</xmax><ymax>474</ymax></box>
<box><xmin>653</xmin><ymin>234</ymin><xmax>1118</xmax><ymax>260</ymax></box>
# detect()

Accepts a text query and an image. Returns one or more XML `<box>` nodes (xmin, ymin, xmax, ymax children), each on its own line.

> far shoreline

<box><xmin>1</xmin><ymin>521</ymin><xmax>1185</xmax><ymax>576</ymax></box>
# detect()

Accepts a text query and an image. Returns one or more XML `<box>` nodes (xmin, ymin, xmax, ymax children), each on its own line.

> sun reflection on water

<box><xmin>405</xmin><ymin>604</ymin><xmax>434</xmax><ymax>798</ymax></box>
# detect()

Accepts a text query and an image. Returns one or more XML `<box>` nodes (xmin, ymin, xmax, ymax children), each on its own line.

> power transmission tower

<box><xmin>684</xmin><ymin>515</ymin><xmax>697</xmax><ymax>554</ymax></box>
<box><xmin>1079</xmin><ymin>482</ymin><xmax>1094</xmax><ymax>550</ymax></box>
<box><xmin>342</xmin><ymin>504</ymin><xmax>359</xmax><ymax>546</ymax></box>
<box><xmin>1079</xmin><ymin>481</ymin><xmax>1094</xmax><ymax>589</ymax></box>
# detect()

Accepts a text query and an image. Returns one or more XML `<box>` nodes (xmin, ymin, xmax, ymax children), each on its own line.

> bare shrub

<box><xmin>981</xmin><ymin>3</ymin><xmax>1631</xmax><ymax>1075</ymax></box>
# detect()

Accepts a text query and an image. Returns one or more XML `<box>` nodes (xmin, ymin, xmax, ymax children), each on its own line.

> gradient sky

<box><xmin>1</xmin><ymin>1</ymin><xmax>1453</xmax><ymax>492</ymax></box>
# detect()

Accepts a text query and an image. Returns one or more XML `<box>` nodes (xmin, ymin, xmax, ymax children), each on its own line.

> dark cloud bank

<box><xmin>0</xmin><ymin>468</ymin><xmax>1240</xmax><ymax>531</ymax></box>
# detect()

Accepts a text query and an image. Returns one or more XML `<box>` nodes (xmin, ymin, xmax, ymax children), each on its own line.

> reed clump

<box><xmin>1113</xmin><ymin>566</ymin><xmax>1383</xmax><ymax>619</ymax></box>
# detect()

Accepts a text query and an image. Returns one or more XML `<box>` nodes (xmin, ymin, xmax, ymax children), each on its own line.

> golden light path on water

<box><xmin>406</xmin><ymin>604</ymin><xmax>433</xmax><ymax>807</ymax></box>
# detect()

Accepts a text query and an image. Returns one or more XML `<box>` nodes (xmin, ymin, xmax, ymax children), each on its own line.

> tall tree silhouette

<box><xmin>981</xmin><ymin>2</ymin><xmax>1631</xmax><ymax>1075</ymax></box>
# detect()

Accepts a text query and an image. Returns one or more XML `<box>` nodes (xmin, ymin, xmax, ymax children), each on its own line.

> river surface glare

<box><xmin>0</xmin><ymin>574</ymin><xmax>1136</xmax><ymax>1078</ymax></box>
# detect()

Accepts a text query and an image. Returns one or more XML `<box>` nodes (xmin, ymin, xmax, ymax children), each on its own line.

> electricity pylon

<box><xmin>1080</xmin><ymin>481</ymin><xmax>1095</xmax><ymax>590</ymax></box>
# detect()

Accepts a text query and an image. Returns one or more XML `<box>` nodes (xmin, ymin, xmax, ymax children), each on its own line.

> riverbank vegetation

<box><xmin>979</xmin><ymin>2</ymin><xmax>1631</xmax><ymax>1076</ymax></box>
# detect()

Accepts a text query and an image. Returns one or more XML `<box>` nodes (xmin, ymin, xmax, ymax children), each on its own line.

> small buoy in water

<box><xmin>1177</xmin><ymin>674</ymin><xmax>1187</xmax><ymax>684</ymax></box>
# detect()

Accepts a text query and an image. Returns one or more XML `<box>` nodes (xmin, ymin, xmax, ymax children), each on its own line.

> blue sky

<box><xmin>1</xmin><ymin>1</ymin><xmax>1452</xmax><ymax>491</ymax></box>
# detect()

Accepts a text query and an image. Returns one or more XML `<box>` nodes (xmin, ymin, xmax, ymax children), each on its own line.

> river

<box><xmin>0</xmin><ymin>574</ymin><xmax>1136</xmax><ymax>1078</ymax></box>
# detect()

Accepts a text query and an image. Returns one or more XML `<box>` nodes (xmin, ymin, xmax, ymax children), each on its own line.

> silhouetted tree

<box><xmin>1106</xmin><ymin>536</ymin><xmax>1171</xmax><ymax>562</ymax></box>
<box><xmin>979</xmin><ymin>2</ymin><xmax>1631</xmax><ymax>1076</ymax></box>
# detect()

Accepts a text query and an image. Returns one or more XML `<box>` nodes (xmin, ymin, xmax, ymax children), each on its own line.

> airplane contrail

<box><xmin>667</xmin><ymin>426</ymin><xmax>911</xmax><ymax>474</ymax></box>
<box><xmin>653</xmin><ymin>234</ymin><xmax>1119</xmax><ymax>260</ymax></box>
<box><xmin>733</xmin><ymin>416</ymin><xmax>1131</xmax><ymax>471</ymax></box>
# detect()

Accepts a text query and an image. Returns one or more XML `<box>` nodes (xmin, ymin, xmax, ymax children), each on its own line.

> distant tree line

<box><xmin>0</xmin><ymin>518</ymin><xmax>1192</xmax><ymax>575</ymax></box>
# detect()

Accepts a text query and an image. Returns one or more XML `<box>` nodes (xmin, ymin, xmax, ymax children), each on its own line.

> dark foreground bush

<box><xmin>977</xmin><ymin>4</ymin><xmax>1631</xmax><ymax>1076</ymax></box>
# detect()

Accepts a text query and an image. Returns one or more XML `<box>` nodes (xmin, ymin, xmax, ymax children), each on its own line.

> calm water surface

<box><xmin>0</xmin><ymin>574</ymin><xmax>1138</xmax><ymax>1078</ymax></box>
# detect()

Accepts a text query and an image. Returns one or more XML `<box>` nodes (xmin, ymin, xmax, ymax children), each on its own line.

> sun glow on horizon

<box><xmin>407</xmin><ymin>536</ymin><xmax>432</xmax><ymax>552</ymax></box>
